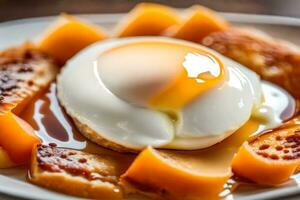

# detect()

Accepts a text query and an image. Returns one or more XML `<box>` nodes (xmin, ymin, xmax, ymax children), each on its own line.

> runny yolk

<box><xmin>98</xmin><ymin>41</ymin><xmax>226</xmax><ymax>112</ymax></box>
<box><xmin>149</xmin><ymin>50</ymin><xmax>225</xmax><ymax>111</ymax></box>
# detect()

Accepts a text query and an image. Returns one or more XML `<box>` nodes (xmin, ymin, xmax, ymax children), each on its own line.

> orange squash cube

<box><xmin>167</xmin><ymin>5</ymin><xmax>229</xmax><ymax>43</ymax></box>
<box><xmin>121</xmin><ymin>147</ymin><xmax>231</xmax><ymax>200</ymax></box>
<box><xmin>0</xmin><ymin>148</ymin><xmax>15</xmax><ymax>168</ymax></box>
<box><xmin>38</xmin><ymin>14</ymin><xmax>107</xmax><ymax>64</ymax></box>
<box><xmin>114</xmin><ymin>3</ymin><xmax>180</xmax><ymax>37</ymax></box>
<box><xmin>0</xmin><ymin>112</ymin><xmax>40</xmax><ymax>164</ymax></box>
<box><xmin>232</xmin><ymin>123</ymin><xmax>300</xmax><ymax>185</ymax></box>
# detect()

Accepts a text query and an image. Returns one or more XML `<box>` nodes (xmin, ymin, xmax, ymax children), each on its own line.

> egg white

<box><xmin>57</xmin><ymin>39</ymin><xmax>174</xmax><ymax>149</ymax></box>
<box><xmin>57</xmin><ymin>37</ymin><xmax>275</xmax><ymax>150</ymax></box>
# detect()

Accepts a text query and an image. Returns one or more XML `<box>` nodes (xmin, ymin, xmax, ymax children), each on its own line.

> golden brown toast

<box><xmin>202</xmin><ymin>28</ymin><xmax>300</xmax><ymax>99</ymax></box>
<box><xmin>0</xmin><ymin>43</ymin><xmax>58</xmax><ymax>114</ymax></box>
<box><xmin>29</xmin><ymin>144</ymin><xmax>123</xmax><ymax>199</ymax></box>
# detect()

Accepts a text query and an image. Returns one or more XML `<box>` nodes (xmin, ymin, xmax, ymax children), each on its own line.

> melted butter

<box><xmin>20</xmin><ymin>81</ymin><xmax>296</xmax><ymax>198</ymax></box>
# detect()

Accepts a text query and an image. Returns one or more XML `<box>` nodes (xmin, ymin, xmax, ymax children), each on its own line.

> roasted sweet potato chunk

<box><xmin>0</xmin><ymin>147</ymin><xmax>15</xmax><ymax>168</ymax></box>
<box><xmin>114</xmin><ymin>3</ymin><xmax>179</xmax><ymax>37</ymax></box>
<box><xmin>232</xmin><ymin>120</ymin><xmax>300</xmax><ymax>185</ymax></box>
<box><xmin>121</xmin><ymin>147</ymin><xmax>230</xmax><ymax>200</ymax></box>
<box><xmin>167</xmin><ymin>5</ymin><xmax>229</xmax><ymax>43</ymax></box>
<box><xmin>0</xmin><ymin>112</ymin><xmax>40</xmax><ymax>164</ymax></box>
<box><xmin>38</xmin><ymin>14</ymin><xmax>107</xmax><ymax>64</ymax></box>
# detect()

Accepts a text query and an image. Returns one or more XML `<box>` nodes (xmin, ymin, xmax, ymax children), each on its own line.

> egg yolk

<box><xmin>149</xmin><ymin>50</ymin><xmax>225</xmax><ymax>111</ymax></box>
<box><xmin>98</xmin><ymin>41</ymin><xmax>225</xmax><ymax>112</ymax></box>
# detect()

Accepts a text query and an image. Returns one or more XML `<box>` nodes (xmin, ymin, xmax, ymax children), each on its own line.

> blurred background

<box><xmin>0</xmin><ymin>0</ymin><xmax>300</xmax><ymax>22</ymax></box>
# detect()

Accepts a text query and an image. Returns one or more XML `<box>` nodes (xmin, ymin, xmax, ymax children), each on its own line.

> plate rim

<box><xmin>0</xmin><ymin>12</ymin><xmax>300</xmax><ymax>200</ymax></box>
<box><xmin>1</xmin><ymin>12</ymin><xmax>300</xmax><ymax>27</ymax></box>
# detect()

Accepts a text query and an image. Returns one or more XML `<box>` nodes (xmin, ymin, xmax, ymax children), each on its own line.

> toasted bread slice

<box><xmin>29</xmin><ymin>144</ymin><xmax>123</xmax><ymax>199</ymax></box>
<box><xmin>0</xmin><ymin>43</ymin><xmax>58</xmax><ymax>114</ymax></box>
<box><xmin>202</xmin><ymin>28</ymin><xmax>300</xmax><ymax>99</ymax></box>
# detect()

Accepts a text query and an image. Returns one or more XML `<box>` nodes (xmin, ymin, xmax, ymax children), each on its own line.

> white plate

<box><xmin>0</xmin><ymin>13</ymin><xmax>300</xmax><ymax>200</ymax></box>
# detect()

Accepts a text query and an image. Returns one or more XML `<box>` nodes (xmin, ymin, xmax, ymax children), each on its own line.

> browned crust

<box><xmin>0</xmin><ymin>43</ymin><xmax>58</xmax><ymax>114</ymax></box>
<box><xmin>250</xmin><ymin>122</ymin><xmax>300</xmax><ymax>161</ymax></box>
<box><xmin>202</xmin><ymin>28</ymin><xmax>300</xmax><ymax>100</ymax></box>
<box><xmin>29</xmin><ymin>144</ymin><xmax>123</xmax><ymax>199</ymax></box>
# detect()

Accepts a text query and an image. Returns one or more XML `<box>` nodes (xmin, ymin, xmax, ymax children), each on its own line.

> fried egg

<box><xmin>57</xmin><ymin>37</ymin><xmax>278</xmax><ymax>150</ymax></box>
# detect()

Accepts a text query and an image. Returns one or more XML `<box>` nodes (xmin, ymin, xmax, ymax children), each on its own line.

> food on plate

<box><xmin>0</xmin><ymin>44</ymin><xmax>57</xmax><ymax>165</ymax></box>
<box><xmin>0</xmin><ymin>2</ymin><xmax>299</xmax><ymax>200</ymax></box>
<box><xmin>232</xmin><ymin>118</ymin><xmax>300</xmax><ymax>185</ymax></box>
<box><xmin>202</xmin><ymin>28</ymin><xmax>300</xmax><ymax>99</ymax></box>
<box><xmin>0</xmin><ymin>44</ymin><xmax>58</xmax><ymax>114</ymax></box>
<box><xmin>120</xmin><ymin>114</ymin><xmax>295</xmax><ymax>199</ymax></box>
<box><xmin>121</xmin><ymin>146</ymin><xmax>231</xmax><ymax>200</ymax></box>
<box><xmin>166</xmin><ymin>5</ymin><xmax>229</xmax><ymax>43</ymax></box>
<box><xmin>114</xmin><ymin>3</ymin><xmax>179</xmax><ymax>37</ymax></box>
<box><xmin>57</xmin><ymin>37</ymin><xmax>274</xmax><ymax>152</ymax></box>
<box><xmin>0</xmin><ymin>147</ymin><xmax>15</xmax><ymax>168</ymax></box>
<box><xmin>56</xmin><ymin>33</ymin><xmax>298</xmax><ymax>199</ymax></box>
<box><xmin>29</xmin><ymin>144</ymin><xmax>123</xmax><ymax>199</ymax></box>
<box><xmin>0</xmin><ymin>112</ymin><xmax>40</xmax><ymax>164</ymax></box>
<box><xmin>37</xmin><ymin>14</ymin><xmax>107</xmax><ymax>64</ymax></box>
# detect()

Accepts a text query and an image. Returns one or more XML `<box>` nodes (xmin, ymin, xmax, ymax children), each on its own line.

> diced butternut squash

<box><xmin>114</xmin><ymin>3</ymin><xmax>180</xmax><ymax>37</ymax></box>
<box><xmin>38</xmin><ymin>14</ymin><xmax>107</xmax><ymax>64</ymax></box>
<box><xmin>232</xmin><ymin>123</ymin><xmax>300</xmax><ymax>185</ymax></box>
<box><xmin>0</xmin><ymin>112</ymin><xmax>40</xmax><ymax>164</ymax></box>
<box><xmin>121</xmin><ymin>147</ymin><xmax>231</xmax><ymax>200</ymax></box>
<box><xmin>167</xmin><ymin>5</ymin><xmax>229</xmax><ymax>43</ymax></box>
<box><xmin>0</xmin><ymin>148</ymin><xmax>15</xmax><ymax>168</ymax></box>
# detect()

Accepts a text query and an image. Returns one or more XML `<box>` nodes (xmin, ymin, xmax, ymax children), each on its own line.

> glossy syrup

<box><xmin>21</xmin><ymin>83</ymin><xmax>135</xmax><ymax>173</ymax></box>
<box><xmin>20</xmin><ymin>81</ymin><xmax>297</xmax><ymax>198</ymax></box>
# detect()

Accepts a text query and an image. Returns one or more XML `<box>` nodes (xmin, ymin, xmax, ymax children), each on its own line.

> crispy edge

<box><xmin>202</xmin><ymin>28</ymin><xmax>300</xmax><ymax>100</ymax></box>
<box><xmin>29</xmin><ymin>145</ymin><xmax>123</xmax><ymax>199</ymax></box>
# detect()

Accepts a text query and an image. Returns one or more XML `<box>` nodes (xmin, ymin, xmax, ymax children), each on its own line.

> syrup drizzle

<box><xmin>22</xmin><ymin>83</ymin><xmax>86</xmax><ymax>149</ymax></box>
